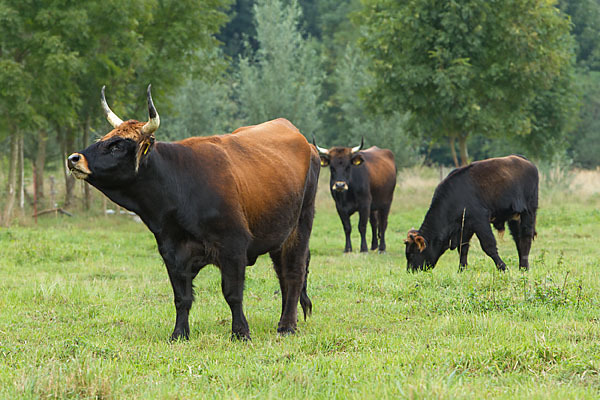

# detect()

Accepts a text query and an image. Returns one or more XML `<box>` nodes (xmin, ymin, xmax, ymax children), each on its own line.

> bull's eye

<box><xmin>110</xmin><ymin>141</ymin><xmax>125</xmax><ymax>156</ymax></box>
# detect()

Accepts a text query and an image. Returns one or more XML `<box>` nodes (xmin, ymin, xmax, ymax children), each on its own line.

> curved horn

<box><xmin>312</xmin><ymin>135</ymin><xmax>329</xmax><ymax>155</ymax></box>
<box><xmin>351</xmin><ymin>137</ymin><xmax>364</xmax><ymax>154</ymax></box>
<box><xmin>101</xmin><ymin>86</ymin><xmax>124</xmax><ymax>128</ymax></box>
<box><xmin>141</xmin><ymin>84</ymin><xmax>160</xmax><ymax>136</ymax></box>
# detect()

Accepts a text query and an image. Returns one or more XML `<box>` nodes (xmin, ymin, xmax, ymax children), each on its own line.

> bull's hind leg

<box><xmin>517</xmin><ymin>211</ymin><xmax>536</xmax><ymax>270</ymax></box>
<box><xmin>369</xmin><ymin>210</ymin><xmax>379</xmax><ymax>250</ymax></box>
<box><xmin>276</xmin><ymin>175</ymin><xmax>316</xmax><ymax>335</ymax></box>
<box><xmin>508</xmin><ymin>219</ymin><xmax>523</xmax><ymax>268</ymax></box>
<box><xmin>474</xmin><ymin>222</ymin><xmax>506</xmax><ymax>271</ymax></box>
<box><xmin>218</xmin><ymin>252</ymin><xmax>250</xmax><ymax>340</ymax></box>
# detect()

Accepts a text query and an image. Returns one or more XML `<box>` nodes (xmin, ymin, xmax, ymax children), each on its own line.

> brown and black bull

<box><xmin>405</xmin><ymin>155</ymin><xmax>538</xmax><ymax>272</ymax></box>
<box><xmin>67</xmin><ymin>85</ymin><xmax>320</xmax><ymax>341</ymax></box>
<box><xmin>314</xmin><ymin>139</ymin><xmax>397</xmax><ymax>253</ymax></box>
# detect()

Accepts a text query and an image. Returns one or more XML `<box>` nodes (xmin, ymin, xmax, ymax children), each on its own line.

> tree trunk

<box><xmin>18</xmin><ymin>134</ymin><xmax>24</xmax><ymax>213</ymax></box>
<box><xmin>34</xmin><ymin>130</ymin><xmax>48</xmax><ymax>201</ymax></box>
<box><xmin>458</xmin><ymin>135</ymin><xmax>469</xmax><ymax>166</ymax></box>
<box><xmin>82</xmin><ymin>117</ymin><xmax>92</xmax><ymax>210</ymax></box>
<box><xmin>448</xmin><ymin>136</ymin><xmax>459</xmax><ymax>168</ymax></box>
<box><xmin>2</xmin><ymin>133</ymin><xmax>19</xmax><ymax>226</ymax></box>
<box><xmin>61</xmin><ymin>128</ymin><xmax>76</xmax><ymax>208</ymax></box>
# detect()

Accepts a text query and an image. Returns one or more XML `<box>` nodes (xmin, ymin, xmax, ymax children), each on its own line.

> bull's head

<box><xmin>404</xmin><ymin>229</ymin><xmax>430</xmax><ymax>271</ymax></box>
<box><xmin>67</xmin><ymin>85</ymin><xmax>159</xmax><ymax>186</ymax></box>
<box><xmin>313</xmin><ymin>137</ymin><xmax>364</xmax><ymax>193</ymax></box>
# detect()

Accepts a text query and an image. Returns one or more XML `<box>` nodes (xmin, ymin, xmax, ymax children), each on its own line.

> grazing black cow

<box><xmin>67</xmin><ymin>85</ymin><xmax>320</xmax><ymax>341</ymax></box>
<box><xmin>405</xmin><ymin>155</ymin><xmax>538</xmax><ymax>272</ymax></box>
<box><xmin>314</xmin><ymin>139</ymin><xmax>397</xmax><ymax>253</ymax></box>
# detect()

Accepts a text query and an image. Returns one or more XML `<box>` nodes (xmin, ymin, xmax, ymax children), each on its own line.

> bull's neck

<box><xmin>96</xmin><ymin>144</ymin><xmax>177</xmax><ymax>233</ymax></box>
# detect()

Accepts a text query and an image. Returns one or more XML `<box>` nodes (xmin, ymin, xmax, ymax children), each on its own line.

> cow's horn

<box><xmin>351</xmin><ymin>137</ymin><xmax>364</xmax><ymax>153</ymax></box>
<box><xmin>141</xmin><ymin>84</ymin><xmax>160</xmax><ymax>136</ymax></box>
<box><xmin>312</xmin><ymin>135</ymin><xmax>329</xmax><ymax>155</ymax></box>
<box><xmin>101</xmin><ymin>86</ymin><xmax>124</xmax><ymax>128</ymax></box>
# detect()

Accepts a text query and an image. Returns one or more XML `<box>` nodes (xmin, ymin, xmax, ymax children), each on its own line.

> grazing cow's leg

<box><xmin>336</xmin><ymin>207</ymin><xmax>352</xmax><ymax>252</ymax></box>
<box><xmin>517</xmin><ymin>211</ymin><xmax>536</xmax><ymax>270</ymax></box>
<box><xmin>458</xmin><ymin>230</ymin><xmax>474</xmax><ymax>272</ymax></box>
<box><xmin>474</xmin><ymin>222</ymin><xmax>506</xmax><ymax>271</ymax></box>
<box><xmin>377</xmin><ymin>205</ymin><xmax>391</xmax><ymax>253</ymax></box>
<box><xmin>508</xmin><ymin>219</ymin><xmax>522</xmax><ymax>268</ymax></box>
<box><xmin>358</xmin><ymin>205</ymin><xmax>370</xmax><ymax>252</ymax></box>
<box><xmin>219</xmin><ymin>254</ymin><xmax>250</xmax><ymax>340</ymax></box>
<box><xmin>369</xmin><ymin>210</ymin><xmax>379</xmax><ymax>250</ymax></box>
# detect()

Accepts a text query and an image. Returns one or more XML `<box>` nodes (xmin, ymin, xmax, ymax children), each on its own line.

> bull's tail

<box><xmin>300</xmin><ymin>250</ymin><xmax>313</xmax><ymax>320</ymax></box>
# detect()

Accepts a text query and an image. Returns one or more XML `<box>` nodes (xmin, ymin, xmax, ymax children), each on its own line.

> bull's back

<box><xmin>468</xmin><ymin>155</ymin><xmax>538</xmax><ymax>211</ymax></box>
<box><xmin>223</xmin><ymin>119</ymin><xmax>315</xmax><ymax>231</ymax></box>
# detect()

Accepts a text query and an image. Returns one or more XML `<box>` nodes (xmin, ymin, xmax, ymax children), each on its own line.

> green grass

<box><xmin>1</xmin><ymin>169</ymin><xmax>599</xmax><ymax>399</ymax></box>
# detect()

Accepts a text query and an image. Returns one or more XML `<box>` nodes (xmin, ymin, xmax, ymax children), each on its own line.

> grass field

<box><xmin>1</xmin><ymin>167</ymin><xmax>599</xmax><ymax>399</ymax></box>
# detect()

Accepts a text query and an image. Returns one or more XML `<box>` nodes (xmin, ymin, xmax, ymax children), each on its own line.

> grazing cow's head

<box><xmin>67</xmin><ymin>85</ymin><xmax>159</xmax><ymax>187</ymax></box>
<box><xmin>404</xmin><ymin>229</ymin><xmax>431</xmax><ymax>271</ymax></box>
<box><xmin>313</xmin><ymin>138</ymin><xmax>364</xmax><ymax>193</ymax></box>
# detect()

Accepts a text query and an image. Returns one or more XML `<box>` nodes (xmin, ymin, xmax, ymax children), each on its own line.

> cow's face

<box><xmin>404</xmin><ymin>229</ymin><xmax>431</xmax><ymax>271</ymax></box>
<box><xmin>67</xmin><ymin>85</ymin><xmax>159</xmax><ymax>188</ymax></box>
<box><xmin>314</xmin><ymin>139</ymin><xmax>364</xmax><ymax>193</ymax></box>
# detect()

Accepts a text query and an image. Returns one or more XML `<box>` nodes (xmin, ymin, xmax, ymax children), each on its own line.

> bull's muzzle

<box><xmin>67</xmin><ymin>153</ymin><xmax>91</xmax><ymax>179</ymax></box>
<box><xmin>332</xmin><ymin>181</ymin><xmax>349</xmax><ymax>192</ymax></box>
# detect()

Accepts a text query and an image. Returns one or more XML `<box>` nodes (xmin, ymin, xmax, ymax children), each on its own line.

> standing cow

<box><xmin>314</xmin><ymin>139</ymin><xmax>397</xmax><ymax>253</ymax></box>
<box><xmin>405</xmin><ymin>155</ymin><xmax>538</xmax><ymax>272</ymax></box>
<box><xmin>67</xmin><ymin>85</ymin><xmax>320</xmax><ymax>341</ymax></box>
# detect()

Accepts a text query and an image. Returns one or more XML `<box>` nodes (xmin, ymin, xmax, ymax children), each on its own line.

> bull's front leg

<box><xmin>358</xmin><ymin>206</ymin><xmax>370</xmax><ymax>252</ymax></box>
<box><xmin>165</xmin><ymin>264</ymin><xmax>197</xmax><ymax>341</ymax></box>
<box><xmin>336</xmin><ymin>207</ymin><xmax>353</xmax><ymax>252</ymax></box>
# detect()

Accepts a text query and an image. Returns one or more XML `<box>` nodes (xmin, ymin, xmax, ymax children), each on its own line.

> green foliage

<box><xmin>567</xmin><ymin>71</ymin><xmax>600</xmax><ymax>167</ymax></box>
<box><xmin>328</xmin><ymin>44</ymin><xmax>418</xmax><ymax>167</ymax></box>
<box><xmin>357</xmin><ymin>0</ymin><xmax>576</xmax><ymax>163</ymax></box>
<box><xmin>163</xmin><ymin>52</ymin><xmax>241</xmax><ymax>140</ymax></box>
<box><xmin>560</xmin><ymin>0</ymin><xmax>600</xmax><ymax>71</ymax></box>
<box><xmin>237</xmin><ymin>0</ymin><xmax>324</xmax><ymax>136</ymax></box>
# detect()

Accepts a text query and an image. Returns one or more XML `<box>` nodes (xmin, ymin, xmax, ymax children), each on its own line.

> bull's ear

<box><xmin>414</xmin><ymin>235</ymin><xmax>427</xmax><ymax>252</ymax></box>
<box><xmin>319</xmin><ymin>155</ymin><xmax>330</xmax><ymax>167</ymax></box>
<box><xmin>351</xmin><ymin>154</ymin><xmax>364</xmax><ymax>166</ymax></box>
<box><xmin>135</xmin><ymin>136</ymin><xmax>155</xmax><ymax>172</ymax></box>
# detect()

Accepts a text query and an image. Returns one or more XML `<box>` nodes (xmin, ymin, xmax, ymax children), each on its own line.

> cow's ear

<box><xmin>319</xmin><ymin>155</ymin><xmax>330</xmax><ymax>167</ymax></box>
<box><xmin>351</xmin><ymin>154</ymin><xmax>364</xmax><ymax>166</ymax></box>
<box><xmin>414</xmin><ymin>235</ymin><xmax>427</xmax><ymax>252</ymax></box>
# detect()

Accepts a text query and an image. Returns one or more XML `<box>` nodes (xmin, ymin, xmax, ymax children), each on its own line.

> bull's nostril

<box><xmin>68</xmin><ymin>153</ymin><xmax>81</xmax><ymax>164</ymax></box>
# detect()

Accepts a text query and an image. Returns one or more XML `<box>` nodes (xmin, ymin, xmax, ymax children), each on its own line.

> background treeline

<box><xmin>0</xmin><ymin>0</ymin><xmax>599</xmax><ymax>225</ymax></box>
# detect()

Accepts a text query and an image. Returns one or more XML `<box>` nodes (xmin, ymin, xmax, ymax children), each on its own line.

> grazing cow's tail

<box><xmin>300</xmin><ymin>250</ymin><xmax>313</xmax><ymax>320</ymax></box>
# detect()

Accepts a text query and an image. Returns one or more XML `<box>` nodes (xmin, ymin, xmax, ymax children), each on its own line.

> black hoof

<box><xmin>170</xmin><ymin>331</ymin><xmax>190</xmax><ymax>342</ymax></box>
<box><xmin>231</xmin><ymin>331</ymin><xmax>251</xmax><ymax>341</ymax></box>
<box><xmin>497</xmin><ymin>263</ymin><xmax>507</xmax><ymax>272</ymax></box>
<box><xmin>277</xmin><ymin>326</ymin><xmax>296</xmax><ymax>336</ymax></box>
<box><xmin>458</xmin><ymin>264</ymin><xmax>467</xmax><ymax>273</ymax></box>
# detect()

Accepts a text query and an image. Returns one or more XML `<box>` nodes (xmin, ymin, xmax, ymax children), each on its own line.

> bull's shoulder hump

<box><xmin>231</xmin><ymin>118</ymin><xmax>300</xmax><ymax>136</ymax></box>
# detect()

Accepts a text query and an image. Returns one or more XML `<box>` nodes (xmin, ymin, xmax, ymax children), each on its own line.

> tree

<box><xmin>358</xmin><ymin>0</ymin><xmax>575</xmax><ymax>166</ymax></box>
<box><xmin>328</xmin><ymin>44</ymin><xmax>417</xmax><ymax>166</ymax></box>
<box><xmin>237</xmin><ymin>0</ymin><xmax>324</xmax><ymax>136</ymax></box>
<box><xmin>559</xmin><ymin>0</ymin><xmax>600</xmax><ymax>167</ymax></box>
